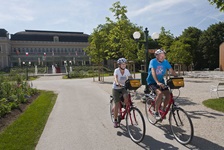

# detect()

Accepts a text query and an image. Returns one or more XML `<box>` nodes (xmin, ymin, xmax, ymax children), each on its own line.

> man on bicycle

<box><xmin>146</xmin><ymin>49</ymin><xmax>177</xmax><ymax>120</ymax></box>
<box><xmin>112</xmin><ymin>58</ymin><xmax>132</xmax><ymax>128</ymax></box>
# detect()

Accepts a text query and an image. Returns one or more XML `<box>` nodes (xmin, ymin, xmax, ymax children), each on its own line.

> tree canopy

<box><xmin>208</xmin><ymin>0</ymin><xmax>224</xmax><ymax>11</ymax></box>
<box><xmin>85</xmin><ymin>1</ymin><xmax>142</xmax><ymax>64</ymax></box>
<box><xmin>85</xmin><ymin>1</ymin><xmax>224</xmax><ymax>71</ymax></box>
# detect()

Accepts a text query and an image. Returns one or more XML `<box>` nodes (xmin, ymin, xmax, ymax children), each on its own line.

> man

<box><xmin>146</xmin><ymin>49</ymin><xmax>177</xmax><ymax>120</ymax></box>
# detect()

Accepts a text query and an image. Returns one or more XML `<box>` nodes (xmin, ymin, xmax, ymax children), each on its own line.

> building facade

<box><xmin>0</xmin><ymin>29</ymin><xmax>10</xmax><ymax>69</ymax></box>
<box><xmin>0</xmin><ymin>29</ymin><xmax>90</xmax><ymax>71</ymax></box>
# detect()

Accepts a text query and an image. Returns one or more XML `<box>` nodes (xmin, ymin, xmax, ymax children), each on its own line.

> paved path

<box><xmin>33</xmin><ymin>72</ymin><xmax>224</xmax><ymax>150</ymax></box>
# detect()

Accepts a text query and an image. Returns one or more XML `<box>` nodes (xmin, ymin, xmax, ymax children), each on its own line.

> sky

<box><xmin>0</xmin><ymin>0</ymin><xmax>224</xmax><ymax>37</ymax></box>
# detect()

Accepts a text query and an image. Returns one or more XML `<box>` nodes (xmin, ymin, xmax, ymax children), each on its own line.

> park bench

<box><xmin>210</xmin><ymin>82</ymin><xmax>224</xmax><ymax>98</ymax></box>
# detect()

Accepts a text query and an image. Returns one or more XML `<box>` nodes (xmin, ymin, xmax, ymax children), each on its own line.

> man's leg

<box><xmin>155</xmin><ymin>89</ymin><xmax>163</xmax><ymax>113</ymax></box>
<box><xmin>162</xmin><ymin>90</ymin><xmax>170</xmax><ymax>110</ymax></box>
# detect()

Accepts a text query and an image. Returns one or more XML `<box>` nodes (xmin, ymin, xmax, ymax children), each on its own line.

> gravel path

<box><xmin>96</xmin><ymin>72</ymin><xmax>224</xmax><ymax>149</ymax></box>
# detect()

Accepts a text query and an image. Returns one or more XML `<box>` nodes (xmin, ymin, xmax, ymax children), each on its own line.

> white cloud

<box><xmin>0</xmin><ymin>0</ymin><xmax>224</xmax><ymax>36</ymax></box>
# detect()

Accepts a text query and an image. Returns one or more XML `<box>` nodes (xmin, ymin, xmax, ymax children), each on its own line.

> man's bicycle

<box><xmin>145</xmin><ymin>77</ymin><xmax>194</xmax><ymax>145</ymax></box>
<box><xmin>110</xmin><ymin>79</ymin><xmax>146</xmax><ymax>143</ymax></box>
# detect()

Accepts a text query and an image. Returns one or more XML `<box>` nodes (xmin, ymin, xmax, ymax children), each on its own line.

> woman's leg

<box><xmin>112</xmin><ymin>89</ymin><xmax>121</xmax><ymax>122</ymax></box>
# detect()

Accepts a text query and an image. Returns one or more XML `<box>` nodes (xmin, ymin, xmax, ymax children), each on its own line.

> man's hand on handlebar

<box><xmin>157</xmin><ymin>82</ymin><xmax>166</xmax><ymax>89</ymax></box>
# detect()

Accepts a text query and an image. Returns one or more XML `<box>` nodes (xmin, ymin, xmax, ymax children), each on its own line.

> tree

<box><xmin>168</xmin><ymin>40</ymin><xmax>192</xmax><ymax>73</ymax></box>
<box><xmin>157</xmin><ymin>27</ymin><xmax>175</xmax><ymax>52</ymax></box>
<box><xmin>208</xmin><ymin>0</ymin><xmax>224</xmax><ymax>11</ymax></box>
<box><xmin>84</xmin><ymin>1</ymin><xmax>143</xmax><ymax>80</ymax></box>
<box><xmin>106</xmin><ymin>1</ymin><xmax>141</xmax><ymax>61</ymax></box>
<box><xmin>179</xmin><ymin>27</ymin><xmax>203</xmax><ymax>70</ymax></box>
<box><xmin>85</xmin><ymin>1</ymin><xmax>142</xmax><ymax>64</ymax></box>
<box><xmin>198</xmin><ymin>22</ymin><xmax>224</xmax><ymax>69</ymax></box>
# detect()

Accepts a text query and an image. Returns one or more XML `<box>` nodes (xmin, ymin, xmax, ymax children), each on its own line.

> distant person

<box><xmin>112</xmin><ymin>58</ymin><xmax>132</xmax><ymax>128</ymax></box>
<box><xmin>146</xmin><ymin>49</ymin><xmax>177</xmax><ymax>120</ymax></box>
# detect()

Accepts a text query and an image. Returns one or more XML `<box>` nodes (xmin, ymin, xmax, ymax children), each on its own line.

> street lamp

<box><xmin>23</xmin><ymin>61</ymin><xmax>31</xmax><ymax>80</ymax></box>
<box><xmin>133</xmin><ymin>28</ymin><xmax>160</xmax><ymax>94</ymax></box>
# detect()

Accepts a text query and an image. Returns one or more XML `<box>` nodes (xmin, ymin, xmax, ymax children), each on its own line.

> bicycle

<box><xmin>110</xmin><ymin>79</ymin><xmax>146</xmax><ymax>143</ymax></box>
<box><xmin>145</xmin><ymin>77</ymin><xmax>194</xmax><ymax>145</ymax></box>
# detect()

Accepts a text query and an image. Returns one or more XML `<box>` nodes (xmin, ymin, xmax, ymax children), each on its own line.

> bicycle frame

<box><xmin>110</xmin><ymin>79</ymin><xmax>146</xmax><ymax>143</ymax></box>
<box><xmin>118</xmin><ymin>93</ymin><xmax>132</xmax><ymax>121</ymax></box>
<box><xmin>145</xmin><ymin>81</ymin><xmax>194</xmax><ymax>145</ymax></box>
<box><xmin>151</xmin><ymin>89</ymin><xmax>175</xmax><ymax>121</ymax></box>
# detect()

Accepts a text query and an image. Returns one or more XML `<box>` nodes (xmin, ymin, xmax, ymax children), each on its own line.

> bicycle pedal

<box><xmin>118</xmin><ymin>116</ymin><xmax>122</xmax><ymax>123</ymax></box>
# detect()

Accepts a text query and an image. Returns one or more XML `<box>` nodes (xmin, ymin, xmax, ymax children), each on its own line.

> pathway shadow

<box><xmin>185</xmin><ymin>80</ymin><xmax>213</xmax><ymax>83</ymax></box>
<box><xmin>187</xmin><ymin>110</ymin><xmax>224</xmax><ymax>119</ymax></box>
<box><xmin>175</xmin><ymin>97</ymin><xmax>198</xmax><ymax>106</ymax></box>
<box><xmin>117</xmin><ymin>122</ymin><xmax>224</xmax><ymax>150</ymax></box>
<box><xmin>117</xmin><ymin>124</ymin><xmax>179</xmax><ymax>150</ymax></box>
<box><xmin>171</xmin><ymin>97</ymin><xmax>224</xmax><ymax>119</ymax></box>
<box><xmin>155</xmin><ymin>124</ymin><xmax>224</xmax><ymax>150</ymax></box>
<box><xmin>98</xmin><ymin>81</ymin><xmax>113</xmax><ymax>85</ymax></box>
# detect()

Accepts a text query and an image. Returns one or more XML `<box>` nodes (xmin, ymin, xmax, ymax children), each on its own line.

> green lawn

<box><xmin>0</xmin><ymin>91</ymin><xmax>57</xmax><ymax>150</ymax></box>
<box><xmin>203</xmin><ymin>97</ymin><xmax>224</xmax><ymax>113</ymax></box>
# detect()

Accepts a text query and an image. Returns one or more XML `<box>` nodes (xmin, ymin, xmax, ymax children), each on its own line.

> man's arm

<box><xmin>169</xmin><ymin>68</ymin><xmax>178</xmax><ymax>77</ymax></box>
<box><xmin>151</xmin><ymin>68</ymin><xmax>164</xmax><ymax>87</ymax></box>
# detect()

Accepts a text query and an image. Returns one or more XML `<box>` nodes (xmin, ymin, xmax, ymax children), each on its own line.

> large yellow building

<box><xmin>0</xmin><ymin>29</ymin><xmax>89</xmax><ymax>71</ymax></box>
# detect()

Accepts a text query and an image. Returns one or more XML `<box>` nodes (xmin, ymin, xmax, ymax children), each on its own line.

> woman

<box><xmin>112</xmin><ymin>58</ymin><xmax>132</xmax><ymax>128</ymax></box>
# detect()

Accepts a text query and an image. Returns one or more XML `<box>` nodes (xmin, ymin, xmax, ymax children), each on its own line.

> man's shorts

<box><xmin>148</xmin><ymin>83</ymin><xmax>169</xmax><ymax>92</ymax></box>
<box><xmin>112</xmin><ymin>88</ymin><xmax>128</xmax><ymax>103</ymax></box>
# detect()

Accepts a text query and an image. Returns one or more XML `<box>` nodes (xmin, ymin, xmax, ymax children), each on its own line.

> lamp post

<box><xmin>24</xmin><ymin>52</ymin><xmax>29</xmax><ymax>80</ymax></box>
<box><xmin>68</xmin><ymin>60</ymin><xmax>72</xmax><ymax>78</ymax></box>
<box><xmin>133</xmin><ymin>28</ymin><xmax>159</xmax><ymax>94</ymax></box>
<box><xmin>23</xmin><ymin>61</ymin><xmax>31</xmax><ymax>80</ymax></box>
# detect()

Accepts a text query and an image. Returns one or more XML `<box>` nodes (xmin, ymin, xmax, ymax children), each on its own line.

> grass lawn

<box><xmin>0</xmin><ymin>90</ymin><xmax>57</xmax><ymax>150</ymax></box>
<box><xmin>203</xmin><ymin>97</ymin><xmax>224</xmax><ymax>113</ymax></box>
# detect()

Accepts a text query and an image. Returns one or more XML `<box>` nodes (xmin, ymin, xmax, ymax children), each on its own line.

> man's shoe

<box><xmin>155</xmin><ymin>112</ymin><xmax>161</xmax><ymax>120</ymax></box>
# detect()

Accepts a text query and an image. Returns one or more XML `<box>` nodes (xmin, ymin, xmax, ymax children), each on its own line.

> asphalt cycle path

<box><xmin>33</xmin><ymin>76</ymin><xmax>190</xmax><ymax>150</ymax></box>
<box><xmin>98</xmin><ymin>75</ymin><xmax>224</xmax><ymax>150</ymax></box>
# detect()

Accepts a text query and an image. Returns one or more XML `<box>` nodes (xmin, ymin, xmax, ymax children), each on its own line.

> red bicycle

<box><xmin>145</xmin><ymin>77</ymin><xmax>194</xmax><ymax>145</ymax></box>
<box><xmin>110</xmin><ymin>79</ymin><xmax>146</xmax><ymax>143</ymax></box>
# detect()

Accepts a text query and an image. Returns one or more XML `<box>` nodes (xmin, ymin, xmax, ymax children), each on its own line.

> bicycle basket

<box><xmin>167</xmin><ymin>77</ymin><xmax>184</xmax><ymax>89</ymax></box>
<box><xmin>125</xmin><ymin>79</ymin><xmax>141</xmax><ymax>90</ymax></box>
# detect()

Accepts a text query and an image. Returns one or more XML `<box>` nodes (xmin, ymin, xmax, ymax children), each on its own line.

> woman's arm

<box><xmin>114</xmin><ymin>74</ymin><xmax>119</xmax><ymax>85</ymax></box>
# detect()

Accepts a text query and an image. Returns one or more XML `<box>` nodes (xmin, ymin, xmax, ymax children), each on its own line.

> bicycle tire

<box><xmin>110</xmin><ymin>97</ymin><xmax>115</xmax><ymax>123</ymax></box>
<box><xmin>145</xmin><ymin>99</ymin><xmax>157</xmax><ymax>125</ymax></box>
<box><xmin>126</xmin><ymin>107</ymin><xmax>146</xmax><ymax>143</ymax></box>
<box><xmin>169</xmin><ymin>107</ymin><xmax>194</xmax><ymax>145</ymax></box>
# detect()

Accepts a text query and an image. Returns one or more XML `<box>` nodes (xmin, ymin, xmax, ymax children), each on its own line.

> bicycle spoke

<box><xmin>169</xmin><ymin>108</ymin><xmax>194</xmax><ymax>145</ymax></box>
<box><xmin>145</xmin><ymin>99</ymin><xmax>157</xmax><ymax>124</ymax></box>
<box><xmin>110</xmin><ymin>98</ymin><xmax>115</xmax><ymax>123</ymax></box>
<box><xmin>126</xmin><ymin>107</ymin><xmax>145</xmax><ymax>143</ymax></box>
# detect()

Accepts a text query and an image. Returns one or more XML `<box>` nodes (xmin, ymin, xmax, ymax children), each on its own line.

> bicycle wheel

<box><xmin>110</xmin><ymin>97</ymin><xmax>115</xmax><ymax>123</ymax></box>
<box><xmin>169</xmin><ymin>107</ymin><xmax>194</xmax><ymax>145</ymax></box>
<box><xmin>145</xmin><ymin>99</ymin><xmax>157</xmax><ymax>124</ymax></box>
<box><xmin>126</xmin><ymin>107</ymin><xmax>146</xmax><ymax>143</ymax></box>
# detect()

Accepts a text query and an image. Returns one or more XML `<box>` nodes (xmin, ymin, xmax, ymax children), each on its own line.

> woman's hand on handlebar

<box><xmin>116</xmin><ymin>83</ymin><xmax>125</xmax><ymax>87</ymax></box>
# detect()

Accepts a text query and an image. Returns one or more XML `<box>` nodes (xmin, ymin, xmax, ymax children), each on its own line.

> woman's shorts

<box><xmin>112</xmin><ymin>88</ymin><xmax>128</xmax><ymax>103</ymax></box>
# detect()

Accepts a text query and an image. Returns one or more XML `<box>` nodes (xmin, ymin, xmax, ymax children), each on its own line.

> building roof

<box><xmin>0</xmin><ymin>29</ymin><xmax>8</xmax><ymax>37</ymax></box>
<box><xmin>10</xmin><ymin>30</ymin><xmax>89</xmax><ymax>42</ymax></box>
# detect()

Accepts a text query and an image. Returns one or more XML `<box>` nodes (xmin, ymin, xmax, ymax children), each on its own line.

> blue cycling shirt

<box><xmin>146</xmin><ymin>58</ymin><xmax>171</xmax><ymax>85</ymax></box>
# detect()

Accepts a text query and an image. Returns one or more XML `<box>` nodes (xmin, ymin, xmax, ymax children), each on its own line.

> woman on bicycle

<box><xmin>112</xmin><ymin>58</ymin><xmax>132</xmax><ymax>128</ymax></box>
<box><xmin>146</xmin><ymin>49</ymin><xmax>177</xmax><ymax>120</ymax></box>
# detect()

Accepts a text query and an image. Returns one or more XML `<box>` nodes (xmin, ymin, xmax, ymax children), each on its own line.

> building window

<box><xmin>53</xmin><ymin>36</ymin><xmax>59</xmax><ymax>42</ymax></box>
